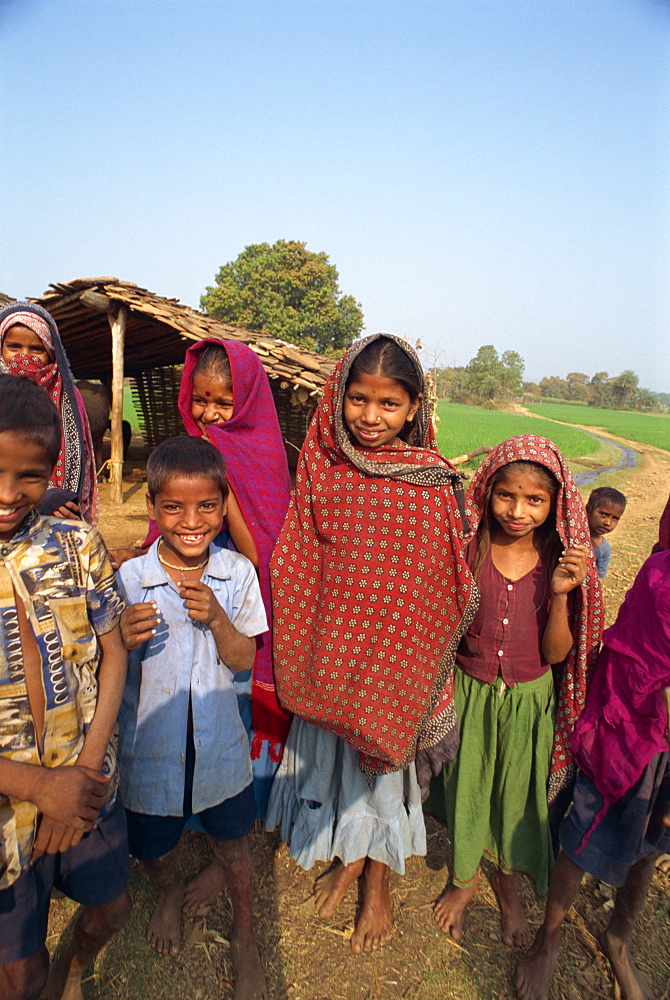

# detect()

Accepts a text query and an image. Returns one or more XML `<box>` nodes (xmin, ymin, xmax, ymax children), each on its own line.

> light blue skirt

<box><xmin>265</xmin><ymin>717</ymin><xmax>426</xmax><ymax>875</ymax></box>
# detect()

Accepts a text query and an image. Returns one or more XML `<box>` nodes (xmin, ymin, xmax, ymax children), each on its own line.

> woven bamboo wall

<box><xmin>130</xmin><ymin>367</ymin><xmax>184</xmax><ymax>449</ymax></box>
<box><xmin>130</xmin><ymin>364</ymin><xmax>316</xmax><ymax>464</ymax></box>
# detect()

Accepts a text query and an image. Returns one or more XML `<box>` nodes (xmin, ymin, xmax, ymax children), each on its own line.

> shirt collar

<box><xmin>140</xmin><ymin>539</ymin><xmax>233</xmax><ymax>588</ymax></box>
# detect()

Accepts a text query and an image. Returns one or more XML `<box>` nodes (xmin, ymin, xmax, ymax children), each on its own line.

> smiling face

<box><xmin>0</xmin><ymin>431</ymin><xmax>52</xmax><ymax>540</ymax></box>
<box><xmin>147</xmin><ymin>473</ymin><xmax>226</xmax><ymax>568</ymax></box>
<box><xmin>343</xmin><ymin>372</ymin><xmax>421</xmax><ymax>450</ymax></box>
<box><xmin>191</xmin><ymin>372</ymin><xmax>234</xmax><ymax>437</ymax></box>
<box><xmin>588</xmin><ymin>502</ymin><xmax>624</xmax><ymax>538</ymax></box>
<box><xmin>1</xmin><ymin>325</ymin><xmax>50</xmax><ymax>367</ymax></box>
<box><xmin>489</xmin><ymin>469</ymin><xmax>554</xmax><ymax>543</ymax></box>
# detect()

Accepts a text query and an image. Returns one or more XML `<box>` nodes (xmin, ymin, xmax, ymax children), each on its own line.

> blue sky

<box><xmin>2</xmin><ymin>0</ymin><xmax>669</xmax><ymax>392</ymax></box>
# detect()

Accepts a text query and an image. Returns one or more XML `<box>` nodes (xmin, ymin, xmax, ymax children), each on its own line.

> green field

<box><xmin>435</xmin><ymin>401</ymin><xmax>604</xmax><ymax>464</ymax></box>
<box><xmin>525</xmin><ymin>403</ymin><xmax>670</xmax><ymax>451</ymax></box>
<box><xmin>123</xmin><ymin>385</ymin><xmax>142</xmax><ymax>431</ymax></box>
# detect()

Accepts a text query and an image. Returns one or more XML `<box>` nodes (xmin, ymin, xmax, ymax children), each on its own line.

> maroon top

<box><xmin>457</xmin><ymin>546</ymin><xmax>551</xmax><ymax>687</ymax></box>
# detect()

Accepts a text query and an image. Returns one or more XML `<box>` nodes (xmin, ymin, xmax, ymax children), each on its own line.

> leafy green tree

<box><xmin>466</xmin><ymin>345</ymin><xmax>505</xmax><ymax>401</ymax></box>
<box><xmin>631</xmin><ymin>387</ymin><xmax>661</xmax><ymax>411</ymax></box>
<box><xmin>589</xmin><ymin>372</ymin><xmax>611</xmax><ymax>407</ymax></box>
<box><xmin>500</xmin><ymin>350</ymin><xmax>525</xmax><ymax>397</ymax></box>
<box><xmin>565</xmin><ymin>372</ymin><xmax>590</xmax><ymax>402</ymax></box>
<box><xmin>539</xmin><ymin>376</ymin><xmax>570</xmax><ymax>399</ymax></box>
<box><xmin>201</xmin><ymin>240</ymin><xmax>364</xmax><ymax>354</ymax></box>
<box><xmin>434</xmin><ymin>366</ymin><xmax>470</xmax><ymax>402</ymax></box>
<box><xmin>611</xmin><ymin>370</ymin><xmax>639</xmax><ymax>409</ymax></box>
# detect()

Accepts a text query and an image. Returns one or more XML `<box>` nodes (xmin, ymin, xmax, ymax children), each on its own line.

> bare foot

<box><xmin>313</xmin><ymin>858</ymin><xmax>365</xmax><ymax>919</ymax></box>
<box><xmin>433</xmin><ymin>872</ymin><xmax>479</xmax><ymax>941</ymax></box>
<box><xmin>601</xmin><ymin>927</ymin><xmax>655</xmax><ymax>1000</ymax></box>
<box><xmin>47</xmin><ymin>957</ymin><xmax>84</xmax><ymax>1000</ymax></box>
<box><xmin>655</xmin><ymin>853</ymin><xmax>670</xmax><ymax>873</ymax></box>
<box><xmin>147</xmin><ymin>879</ymin><xmax>184</xmax><ymax>956</ymax></box>
<box><xmin>231</xmin><ymin>930</ymin><xmax>267</xmax><ymax>1000</ymax></box>
<box><xmin>491</xmin><ymin>869</ymin><xmax>532</xmax><ymax>948</ymax></box>
<box><xmin>516</xmin><ymin>925</ymin><xmax>561</xmax><ymax>1000</ymax></box>
<box><xmin>183</xmin><ymin>860</ymin><xmax>227</xmax><ymax>913</ymax></box>
<box><xmin>350</xmin><ymin>859</ymin><xmax>392</xmax><ymax>954</ymax></box>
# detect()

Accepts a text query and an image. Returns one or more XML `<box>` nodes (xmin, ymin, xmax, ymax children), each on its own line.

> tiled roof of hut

<box><xmin>34</xmin><ymin>277</ymin><xmax>335</xmax><ymax>399</ymax></box>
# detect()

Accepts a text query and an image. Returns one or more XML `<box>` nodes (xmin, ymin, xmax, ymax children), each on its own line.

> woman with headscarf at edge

<box><xmin>0</xmin><ymin>301</ymin><xmax>98</xmax><ymax>524</ymax></box>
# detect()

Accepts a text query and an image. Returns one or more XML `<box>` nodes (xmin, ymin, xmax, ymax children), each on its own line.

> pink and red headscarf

<box><xmin>0</xmin><ymin>302</ymin><xmax>98</xmax><ymax>523</ymax></box>
<box><xmin>145</xmin><ymin>338</ymin><xmax>292</xmax><ymax>759</ymax></box>
<box><xmin>465</xmin><ymin>435</ymin><xmax>605</xmax><ymax>802</ymax></box>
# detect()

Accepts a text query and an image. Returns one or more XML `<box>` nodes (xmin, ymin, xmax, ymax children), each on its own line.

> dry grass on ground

<box><xmin>46</xmin><ymin>434</ymin><xmax>670</xmax><ymax>1000</ymax></box>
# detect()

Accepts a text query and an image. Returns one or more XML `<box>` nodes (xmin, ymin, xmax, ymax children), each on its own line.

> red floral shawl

<box><xmin>144</xmin><ymin>338</ymin><xmax>292</xmax><ymax>759</ymax></box>
<box><xmin>270</xmin><ymin>334</ymin><xmax>478</xmax><ymax>786</ymax></box>
<box><xmin>465</xmin><ymin>435</ymin><xmax>604</xmax><ymax>801</ymax></box>
<box><xmin>0</xmin><ymin>302</ymin><xmax>98</xmax><ymax>524</ymax></box>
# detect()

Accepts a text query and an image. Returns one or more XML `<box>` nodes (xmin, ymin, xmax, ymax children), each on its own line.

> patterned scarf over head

<box><xmin>270</xmin><ymin>333</ymin><xmax>478</xmax><ymax>788</ymax></box>
<box><xmin>0</xmin><ymin>302</ymin><xmax>98</xmax><ymax>524</ymax></box>
<box><xmin>145</xmin><ymin>337</ymin><xmax>292</xmax><ymax>759</ymax></box>
<box><xmin>465</xmin><ymin>435</ymin><xmax>604</xmax><ymax>801</ymax></box>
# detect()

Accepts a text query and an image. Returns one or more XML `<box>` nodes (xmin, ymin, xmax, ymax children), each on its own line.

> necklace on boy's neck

<box><xmin>157</xmin><ymin>540</ymin><xmax>208</xmax><ymax>572</ymax></box>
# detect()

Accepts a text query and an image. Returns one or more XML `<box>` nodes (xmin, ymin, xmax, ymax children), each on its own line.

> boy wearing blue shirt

<box><xmin>118</xmin><ymin>436</ymin><xmax>266</xmax><ymax>1000</ymax></box>
<box><xmin>587</xmin><ymin>486</ymin><xmax>626</xmax><ymax>579</ymax></box>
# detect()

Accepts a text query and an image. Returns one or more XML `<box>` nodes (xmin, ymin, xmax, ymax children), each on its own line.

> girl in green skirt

<box><xmin>426</xmin><ymin>435</ymin><xmax>603</xmax><ymax>948</ymax></box>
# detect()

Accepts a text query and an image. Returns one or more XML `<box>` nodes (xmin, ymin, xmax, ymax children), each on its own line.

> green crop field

<box><xmin>435</xmin><ymin>401</ymin><xmax>605</xmax><ymax>465</ymax></box>
<box><xmin>123</xmin><ymin>385</ymin><xmax>142</xmax><ymax>431</ymax></box>
<box><xmin>524</xmin><ymin>403</ymin><xmax>670</xmax><ymax>451</ymax></box>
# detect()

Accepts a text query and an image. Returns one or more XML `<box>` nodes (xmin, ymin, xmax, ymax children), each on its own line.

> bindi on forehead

<box><xmin>205</xmin><ymin>391</ymin><xmax>211</xmax><ymax>397</ymax></box>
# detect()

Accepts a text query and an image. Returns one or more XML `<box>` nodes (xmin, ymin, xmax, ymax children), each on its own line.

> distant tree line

<box><xmin>430</xmin><ymin>345</ymin><xmax>666</xmax><ymax>412</ymax></box>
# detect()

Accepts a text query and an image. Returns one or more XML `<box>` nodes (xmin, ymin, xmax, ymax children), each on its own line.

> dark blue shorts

<box><xmin>125</xmin><ymin>738</ymin><xmax>256</xmax><ymax>860</ymax></box>
<box><xmin>0</xmin><ymin>795</ymin><xmax>130</xmax><ymax>965</ymax></box>
<box><xmin>560</xmin><ymin>751</ymin><xmax>670</xmax><ymax>887</ymax></box>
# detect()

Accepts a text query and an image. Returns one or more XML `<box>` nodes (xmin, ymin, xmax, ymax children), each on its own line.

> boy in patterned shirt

<box><xmin>0</xmin><ymin>375</ymin><xmax>130</xmax><ymax>1000</ymax></box>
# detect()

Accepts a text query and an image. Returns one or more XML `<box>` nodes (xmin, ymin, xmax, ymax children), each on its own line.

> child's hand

<box><xmin>110</xmin><ymin>547</ymin><xmax>144</xmax><ymax>570</ymax></box>
<box><xmin>34</xmin><ymin>816</ymin><xmax>88</xmax><ymax>856</ymax></box>
<box><xmin>179</xmin><ymin>579</ymin><xmax>224</xmax><ymax>627</ymax></box>
<box><xmin>53</xmin><ymin>500</ymin><xmax>81</xmax><ymax>520</ymax></box>
<box><xmin>551</xmin><ymin>544</ymin><xmax>590</xmax><ymax>595</ymax></box>
<box><xmin>32</xmin><ymin>764</ymin><xmax>109</xmax><ymax>856</ymax></box>
<box><xmin>120</xmin><ymin>602</ymin><xmax>161</xmax><ymax>650</ymax></box>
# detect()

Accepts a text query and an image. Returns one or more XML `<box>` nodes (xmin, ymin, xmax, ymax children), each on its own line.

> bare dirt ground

<box><xmin>48</xmin><ymin>432</ymin><xmax>670</xmax><ymax>1000</ymax></box>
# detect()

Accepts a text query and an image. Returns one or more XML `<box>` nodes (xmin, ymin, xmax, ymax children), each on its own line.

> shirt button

<box><xmin>498</xmin><ymin>649</ymin><xmax>504</xmax><ymax>657</ymax></box>
<box><xmin>507</xmin><ymin>584</ymin><xmax>513</xmax><ymax>591</ymax></box>
<box><xmin>502</xmin><ymin>618</ymin><xmax>509</xmax><ymax>625</ymax></box>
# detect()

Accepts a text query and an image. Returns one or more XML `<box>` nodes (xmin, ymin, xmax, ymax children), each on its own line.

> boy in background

<box><xmin>117</xmin><ymin>436</ymin><xmax>267</xmax><ymax>1000</ymax></box>
<box><xmin>587</xmin><ymin>486</ymin><xmax>627</xmax><ymax>579</ymax></box>
<box><xmin>0</xmin><ymin>375</ymin><xmax>130</xmax><ymax>1000</ymax></box>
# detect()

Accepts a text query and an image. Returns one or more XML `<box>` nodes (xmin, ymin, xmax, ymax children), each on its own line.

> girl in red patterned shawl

<box><xmin>266</xmin><ymin>334</ymin><xmax>477</xmax><ymax>954</ymax></box>
<box><xmin>0</xmin><ymin>301</ymin><xmax>98</xmax><ymax>523</ymax></box>
<box><xmin>426</xmin><ymin>435</ymin><xmax>603</xmax><ymax>948</ymax></box>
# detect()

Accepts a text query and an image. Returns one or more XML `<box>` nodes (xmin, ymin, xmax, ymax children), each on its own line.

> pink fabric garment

<box><xmin>570</xmin><ymin>549</ymin><xmax>670</xmax><ymax>845</ymax></box>
<box><xmin>652</xmin><ymin>493</ymin><xmax>670</xmax><ymax>553</ymax></box>
<box><xmin>145</xmin><ymin>338</ymin><xmax>292</xmax><ymax>758</ymax></box>
<box><xmin>0</xmin><ymin>303</ymin><xmax>99</xmax><ymax>523</ymax></box>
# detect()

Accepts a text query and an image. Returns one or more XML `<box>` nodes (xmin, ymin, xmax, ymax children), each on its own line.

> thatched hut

<box><xmin>34</xmin><ymin>278</ymin><xmax>336</xmax><ymax>483</ymax></box>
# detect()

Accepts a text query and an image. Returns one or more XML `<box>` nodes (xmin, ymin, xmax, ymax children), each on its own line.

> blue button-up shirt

<box><xmin>117</xmin><ymin>542</ymin><xmax>267</xmax><ymax>815</ymax></box>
